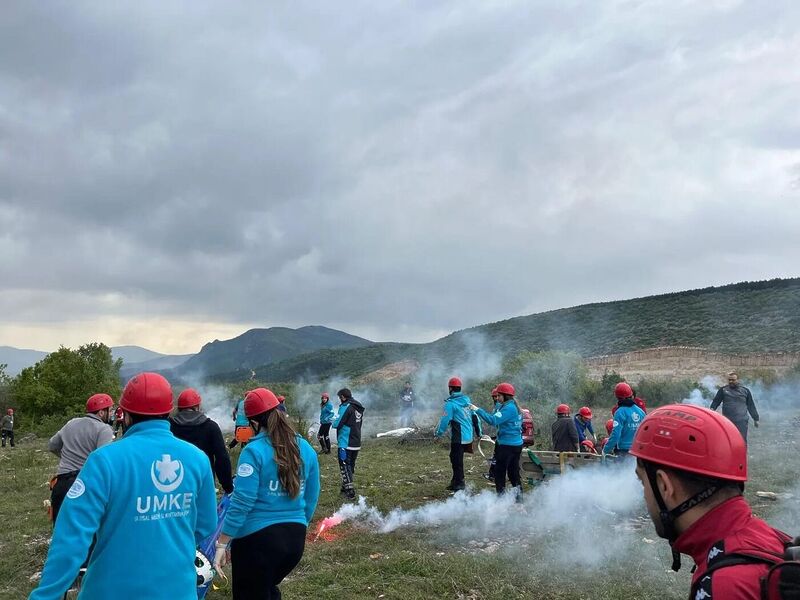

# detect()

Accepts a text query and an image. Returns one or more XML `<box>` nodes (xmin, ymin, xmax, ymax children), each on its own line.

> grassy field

<box><xmin>1</xmin><ymin>415</ymin><xmax>797</xmax><ymax>600</ymax></box>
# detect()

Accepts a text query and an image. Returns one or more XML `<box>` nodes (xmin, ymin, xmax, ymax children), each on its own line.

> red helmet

<box><xmin>490</xmin><ymin>387</ymin><xmax>498</xmax><ymax>397</ymax></box>
<box><xmin>120</xmin><ymin>373</ymin><xmax>173</xmax><ymax>415</ymax></box>
<box><xmin>244</xmin><ymin>388</ymin><xmax>280</xmax><ymax>417</ymax></box>
<box><xmin>321</xmin><ymin>392</ymin><xmax>329</xmax><ymax>400</ymax></box>
<box><xmin>556</xmin><ymin>403</ymin><xmax>570</xmax><ymax>415</ymax></box>
<box><xmin>631</xmin><ymin>404</ymin><xmax>747</xmax><ymax>482</ymax></box>
<box><xmin>605</xmin><ymin>418</ymin><xmax>614</xmax><ymax>435</ymax></box>
<box><xmin>581</xmin><ymin>439</ymin><xmax>596</xmax><ymax>452</ymax></box>
<box><xmin>277</xmin><ymin>395</ymin><xmax>286</xmax><ymax>403</ymax></box>
<box><xmin>614</xmin><ymin>382</ymin><xmax>633</xmax><ymax>399</ymax></box>
<box><xmin>86</xmin><ymin>393</ymin><xmax>113</xmax><ymax>413</ymax></box>
<box><xmin>177</xmin><ymin>388</ymin><xmax>202</xmax><ymax>409</ymax></box>
<box><xmin>6</xmin><ymin>408</ymin><xmax>13</xmax><ymax>415</ymax></box>
<box><xmin>448</xmin><ymin>377</ymin><xmax>462</xmax><ymax>388</ymax></box>
<box><xmin>495</xmin><ymin>382</ymin><xmax>515</xmax><ymax>396</ymax></box>
<box><xmin>578</xmin><ymin>406</ymin><xmax>593</xmax><ymax>419</ymax></box>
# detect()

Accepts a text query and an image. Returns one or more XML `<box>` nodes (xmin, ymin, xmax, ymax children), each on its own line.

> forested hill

<box><xmin>216</xmin><ymin>278</ymin><xmax>800</xmax><ymax>383</ymax></box>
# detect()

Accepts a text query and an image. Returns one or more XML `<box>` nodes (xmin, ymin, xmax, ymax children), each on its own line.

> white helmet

<box><xmin>195</xmin><ymin>550</ymin><xmax>214</xmax><ymax>587</ymax></box>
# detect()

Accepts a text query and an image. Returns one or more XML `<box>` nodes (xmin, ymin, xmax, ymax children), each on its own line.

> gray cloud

<box><xmin>1</xmin><ymin>1</ymin><xmax>800</xmax><ymax>352</ymax></box>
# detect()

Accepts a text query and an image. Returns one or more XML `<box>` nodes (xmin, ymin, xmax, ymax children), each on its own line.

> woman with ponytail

<box><xmin>213</xmin><ymin>388</ymin><xmax>320</xmax><ymax>599</ymax></box>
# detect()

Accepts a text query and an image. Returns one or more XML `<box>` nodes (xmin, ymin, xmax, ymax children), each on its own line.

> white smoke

<box><xmin>680</xmin><ymin>375</ymin><xmax>717</xmax><ymax>407</ymax></box>
<box><xmin>177</xmin><ymin>371</ymin><xmax>239</xmax><ymax>433</ymax></box>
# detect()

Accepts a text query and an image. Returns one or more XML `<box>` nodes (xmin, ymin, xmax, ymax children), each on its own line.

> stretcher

<box><xmin>520</xmin><ymin>449</ymin><xmax>617</xmax><ymax>486</ymax></box>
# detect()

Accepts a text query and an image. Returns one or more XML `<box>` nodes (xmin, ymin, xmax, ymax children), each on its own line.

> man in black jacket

<box><xmin>551</xmin><ymin>403</ymin><xmax>580</xmax><ymax>452</ymax></box>
<box><xmin>334</xmin><ymin>388</ymin><xmax>365</xmax><ymax>500</ymax></box>
<box><xmin>710</xmin><ymin>371</ymin><xmax>760</xmax><ymax>444</ymax></box>
<box><xmin>169</xmin><ymin>388</ymin><xmax>234</xmax><ymax>494</ymax></box>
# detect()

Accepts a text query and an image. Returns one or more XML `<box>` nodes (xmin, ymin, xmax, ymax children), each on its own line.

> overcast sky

<box><xmin>1</xmin><ymin>1</ymin><xmax>799</xmax><ymax>354</ymax></box>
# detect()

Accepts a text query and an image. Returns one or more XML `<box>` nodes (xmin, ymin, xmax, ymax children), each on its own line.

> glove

<box><xmin>213</xmin><ymin>543</ymin><xmax>230</xmax><ymax>578</ymax></box>
<box><xmin>754</xmin><ymin>420</ymin><xmax>759</xmax><ymax>428</ymax></box>
<box><xmin>467</xmin><ymin>404</ymin><xmax>478</xmax><ymax>411</ymax></box>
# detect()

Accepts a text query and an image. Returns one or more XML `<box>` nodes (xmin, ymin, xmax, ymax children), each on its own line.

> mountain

<box><xmin>173</xmin><ymin>325</ymin><xmax>372</xmax><ymax>378</ymax></box>
<box><xmin>119</xmin><ymin>353</ymin><xmax>194</xmax><ymax>379</ymax></box>
<box><xmin>111</xmin><ymin>345</ymin><xmax>168</xmax><ymax>364</ymax></box>
<box><xmin>0</xmin><ymin>346</ymin><xmax>49</xmax><ymax>376</ymax></box>
<box><xmin>228</xmin><ymin>278</ymin><xmax>800</xmax><ymax>383</ymax></box>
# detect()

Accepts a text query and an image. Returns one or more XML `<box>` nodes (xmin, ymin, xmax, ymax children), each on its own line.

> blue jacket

<box><xmin>320</xmin><ymin>401</ymin><xmax>335</xmax><ymax>425</ymax></box>
<box><xmin>30</xmin><ymin>420</ymin><xmax>217</xmax><ymax>600</ymax></box>
<box><xmin>334</xmin><ymin>398</ymin><xmax>365</xmax><ymax>450</ymax></box>
<box><xmin>476</xmin><ymin>401</ymin><xmax>523</xmax><ymax>446</ymax></box>
<box><xmin>222</xmin><ymin>432</ymin><xmax>320</xmax><ymax>539</ymax></box>
<box><xmin>574</xmin><ymin>415</ymin><xmax>595</xmax><ymax>443</ymax></box>
<box><xmin>604</xmin><ymin>404</ymin><xmax>646</xmax><ymax>453</ymax></box>
<box><xmin>435</xmin><ymin>392</ymin><xmax>474</xmax><ymax>445</ymax></box>
<box><xmin>234</xmin><ymin>399</ymin><xmax>249</xmax><ymax>427</ymax></box>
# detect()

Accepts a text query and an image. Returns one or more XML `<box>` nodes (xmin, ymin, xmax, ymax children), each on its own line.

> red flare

<box><xmin>313</xmin><ymin>515</ymin><xmax>344</xmax><ymax>541</ymax></box>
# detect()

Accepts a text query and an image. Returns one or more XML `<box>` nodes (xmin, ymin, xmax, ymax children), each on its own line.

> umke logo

<box><xmin>150</xmin><ymin>454</ymin><xmax>184</xmax><ymax>493</ymax></box>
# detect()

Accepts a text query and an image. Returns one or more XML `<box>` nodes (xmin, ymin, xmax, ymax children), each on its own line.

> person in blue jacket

<box><xmin>229</xmin><ymin>396</ymin><xmax>252</xmax><ymax>449</ymax></box>
<box><xmin>604</xmin><ymin>382</ymin><xmax>646</xmax><ymax>456</ymax></box>
<box><xmin>29</xmin><ymin>372</ymin><xmax>218</xmax><ymax>600</ymax></box>
<box><xmin>574</xmin><ymin>406</ymin><xmax>597</xmax><ymax>444</ymax></box>
<box><xmin>214</xmin><ymin>387</ymin><xmax>320</xmax><ymax>600</ymax></box>
<box><xmin>470</xmin><ymin>382</ymin><xmax>523</xmax><ymax>497</ymax></box>
<box><xmin>435</xmin><ymin>377</ymin><xmax>474</xmax><ymax>492</ymax></box>
<box><xmin>317</xmin><ymin>392</ymin><xmax>334</xmax><ymax>454</ymax></box>
<box><xmin>333</xmin><ymin>388</ymin><xmax>365</xmax><ymax>500</ymax></box>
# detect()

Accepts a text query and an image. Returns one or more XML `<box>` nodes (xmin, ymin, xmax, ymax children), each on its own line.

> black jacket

<box><xmin>710</xmin><ymin>385</ymin><xmax>759</xmax><ymax>423</ymax></box>
<box><xmin>169</xmin><ymin>411</ymin><xmax>234</xmax><ymax>493</ymax></box>
<box><xmin>551</xmin><ymin>416</ymin><xmax>580</xmax><ymax>452</ymax></box>
<box><xmin>334</xmin><ymin>398</ymin><xmax>365</xmax><ymax>450</ymax></box>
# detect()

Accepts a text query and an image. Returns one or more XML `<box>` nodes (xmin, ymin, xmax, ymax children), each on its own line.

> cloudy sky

<box><xmin>1</xmin><ymin>1</ymin><xmax>799</xmax><ymax>354</ymax></box>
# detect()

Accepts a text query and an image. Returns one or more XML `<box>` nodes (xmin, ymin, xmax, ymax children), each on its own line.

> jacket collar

<box><xmin>124</xmin><ymin>419</ymin><xmax>172</xmax><ymax>437</ymax></box>
<box><xmin>673</xmin><ymin>496</ymin><xmax>752</xmax><ymax>566</ymax></box>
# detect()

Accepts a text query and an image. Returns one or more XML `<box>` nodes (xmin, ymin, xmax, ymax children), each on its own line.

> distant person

<box><xmin>470</xmin><ymin>382</ymin><xmax>523</xmax><ymax>498</ymax></box>
<box><xmin>574</xmin><ymin>406</ymin><xmax>596</xmax><ymax>444</ymax></box>
<box><xmin>30</xmin><ymin>372</ymin><xmax>217</xmax><ymax>600</ymax></box>
<box><xmin>113</xmin><ymin>405</ymin><xmax>124</xmax><ymax>436</ymax></box>
<box><xmin>631</xmin><ymin>388</ymin><xmax>647</xmax><ymax>414</ymax></box>
<box><xmin>483</xmin><ymin>387</ymin><xmax>500</xmax><ymax>482</ymax></box>
<box><xmin>434</xmin><ymin>377</ymin><xmax>474</xmax><ymax>492</ymax></box>
<box><xmin>710</xmin><ymin>371</ymin><xmax>759</xmax><ymax>444</ymax></box>
<box><xmin>580</xmin><ymin>439</ymin><xmax>598</xmax><ymax>454</ymax></box>
<box><xmin>47</xmin><ymin>393</ymin><xmax>114</xmax><ymax>523</ymax></box>
<box><xmin>333</xmin><ymin>388</ymin><xmax>365</xmax><ymax>500</ymax></box>
<box><xmin>399</xmin><ymin>381</ymin><xmax>415</xmax><ymax>427</ymax></box>
<box><xmin>604</xmin><ymin>383</ymin><xmax>646</xmax><ymax>456</ymax></box>
<box><xmin>230</xmin><ymin>396</ymin><xmax>253</xmax><ymax>449</ymax></box>
<box><xmin>317</xmin><ymin>392</ymin><xmax>334</xmax><ymax>454</ymax></box>
<box><xmin>169</xmin><ymin>388</ymin><xmax>234</xmax><ymax>494</ymax></box>
<box><xmin>551</xmin><ymin>404</ymin><xmax>580</xmax><ymax>452</ymax></box>
<box><xmin>632</xmin><ymin>404</ymin><xmax>794</xmax><ymax>598</ymax></box>
<box><xmin>213</xmin><ymin>388</ymin><xmax>320</xmax><ymax>600</ymax></box>
<box><xmin>277</xmin><ymin>395</ymin><xmax>287</xmax><ymax>414</ymax></box>
<box><xmin>1</xmin><ymin>408</ymin><xmax>14</xmax><ymax>448</ymax></box>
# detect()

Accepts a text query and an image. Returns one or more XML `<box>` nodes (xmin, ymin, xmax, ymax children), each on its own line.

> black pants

<box><xmin>449</xmin><ymin>443</ymin><xmax>469</xmax><ymax>487</ymax></box>
<box><xmin>732</xmin><ymin>420</ymin><xmax>749</xmax><ymax>445</ymax></box>
<box><xmin>494</xmin><ymin>444</ymin><xmax>522</xmax><ymax>495</ymax></box>
<box><xmin>317</xmin><ymin>423</ymin><xmax>332</xmax><ymax>453</ymax></box>
<box><xmin>338</xmin><ymin>448</ymin><xmax>359</xmax><ymax>494</ymax></box>
<box><xmin>1</xmin><ymin>429</ymin><xmax>13</xmax><ymax>447</ymax></box>
<box><xmin>51</xmin><ymin>471</ymin><xmax>79</xmax><ymax>524</ymax></box>
<box><xmin>231</xmin><ymin>522</ymin><xmax>306</xmax><ymax>600</ymax></box>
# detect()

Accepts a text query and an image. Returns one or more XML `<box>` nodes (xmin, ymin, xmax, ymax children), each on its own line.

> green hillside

<box><xmin>217</xmin><ymin>278</ymin><xmax>800</xmax><ymax>383</ymax></box>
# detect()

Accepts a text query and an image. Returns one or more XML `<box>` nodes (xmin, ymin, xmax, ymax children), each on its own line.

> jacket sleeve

<box><xmin>604</xmin><ymin>416</ymin><xmax>622</xmax><ymax>453</ymax></box>
<box><xmin>710</xmin><ymin>388</ymin><xmax>723</xmax><ymax>411</ymax></box>
<box><xmin>195</xmin><ymin>459</ymin><xmax>218</xmax><ymax>543</ymax></box>
<box><xmin>435</xmin><ymin>403</ymin><xmax>452</xmax><ymax>437</ymax></box>
<box><xmin>303</xmin><ymin>445</ymin><xmax>320</xmax><ymax>524</ymax></box>
<box><xmin>745</xmin><ymin>389</ymin><xmax>759</xmax><ymax>421</ymax></box>
<box><xmin>96</xmin><ymin>424</ymin><xmax>114</xmax><ymax>449</ymax></box>
<box><xmin>333</xmin><ymin>405</ymin><xmax>348</xmax><ymax>430</ymax></box>
<box><xmin>568</xmin><ymin>420</ymin><xmax>579</xmax><ymax>448</ymax></box>
<box><xmin>587</xmin><ymin>421</ymin><xmax>595</xmax><ymax>435</ymax></box>
<box><xmin>209</xmin><ymin>421</ymin><xmax>234</xmax><ymax>494</ymax></box>
<box><xmin>30</xmin><ymin>453</ymin><xmax>109</xmax><ymax>600</ymax></box>
<box><xmin>222</xmin><ymin>447</ymin><xmax>260</xmax><ymax>539</ymax></box>
<box><xmin>476</xmin><ymin>405</ymin><xmax>514</xmax><ymax>428</ymax></box>
<box><xmin>47</xmin><ymin>429</ymin><xmax>63</xmax><ymax>456</ymax></box>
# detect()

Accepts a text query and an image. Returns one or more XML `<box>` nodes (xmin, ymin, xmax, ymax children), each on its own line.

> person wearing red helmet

<box><xmin>580</xmin><ymin>439</ymin><xmax>598</xmax><ymax>455</ymax></box>
<box><xmin>276</xmin><ymin>395</ymin><xmax>287</xmax><ymax>414</ymax></box>
<box><xmin>597</xmin><ymin>418</ymin><xmax>615</xmax><ymax>452</ymax></box>
<box><xmin>113</xmin><ymin>405</ymin><xmax>124</xmax><ymax>437</ymax></box>
<box><xmin>213</xmin><ymin>388</ymin><xmax>320</xmax><ymax>599</ymax></box>
<box><xmin>317</xmin><ymin>392</ymin><xmax>334</xmax><ymax>454</ymax></box>
<box><xmin>47</xmin><ymin>393</ymin><xmax>115</xmax><ymax>524</ymax></box>
<box><xmin>574</xmin><ymin>406</ymin><xmax>597</xmax><ymax>445</ymax></box>
<box><xmin>551</xmin><ymin>404</ymin><xmax>580</xmax><ymax>452</ymax></box>
<box><xmin>1</xmin><ymin>407</ymin><xmax>14</xmax><ymax>448</ymax></box>
<box><xmin>483</xmin><ymin>387</ymin><xmax>501</xmax><ymax>483</ymax></box>
<box><xmin>435</xmin><ymin>377</ymin><xmax>475</xmax><ymax>492</ymax></box>
<box><xmin>31</xmin><ymin>373</ymin><xmax>217</xmax><ymax>600</ymax></box>
<box><xmin>605</xmin><ymin>382</ymin><xmax>646</xmax><ymax>456</ymax></box>
<box><xmin>632</xmin><ymin>405</ymin><xmax>792</xmax><ymax>598</ymax></box>
<box><xmin>169</xmin><ymin>388</ymin><xmax>234</xmax><ymax>494</ymax></box>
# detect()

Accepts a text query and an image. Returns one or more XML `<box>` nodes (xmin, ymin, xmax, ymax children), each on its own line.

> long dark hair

<box><xmin>251</xmin><ymin>409</ymin><xmax>302</xmax><ymax>498</ymax></box>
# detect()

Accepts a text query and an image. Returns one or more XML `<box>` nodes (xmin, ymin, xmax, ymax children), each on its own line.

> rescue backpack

<box><xmin>691</xmin><ymin>534</ymin><xmax>800</xmax><ymax>600</ymax></box>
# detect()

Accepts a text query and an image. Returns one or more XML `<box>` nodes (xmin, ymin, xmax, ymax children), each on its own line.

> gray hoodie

<box><xmin>48</xmin><ymin>413</ymin><xmax>114</xmax><ymax>474</ymax></box>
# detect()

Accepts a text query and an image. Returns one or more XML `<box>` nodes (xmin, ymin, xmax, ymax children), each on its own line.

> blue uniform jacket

<box><xmin>476</xmin><ymin>401</ymin><xmax>523</xmax><ymax>446</ymax></box>
<box><xmin>574</xmin><ymin>416</ymin><xmax>595</xmax><ymax>443</ymax></box>
<box><xmin>435</xmin><ymin>392</ymin><xmax>474</xmax><ymax>445</ymax></box>
<box><xmin>320</xmin><ymin>402</ymin><xmax>335</xmax><ymax>425</ymax></box>
<box><xmin>604</xmin><ymin>405</ymin><xmax>646</xmax><ymax>453</ymax></box>
<box><xmin>222</xmin><ymin>431</ymin><xmax>320</xmax><ymax>539</ymax></box>
<box><xmin>234</xmin><ymin>399</ymin><xmax>249</xmax><ymax>427</ymax></box>
<box><xmin>30</xmin><ymin>420</ymin><xmax>217</xmax><ymax>600</ymax></box>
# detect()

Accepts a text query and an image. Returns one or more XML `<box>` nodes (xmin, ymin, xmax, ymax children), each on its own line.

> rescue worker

<box><xmin>317</xmin><ymin>392</ymin><xmax>334</xmax><ymax>454</ymax></box>
<box><xmin>276</xmin><ymin>395</ymin><xmax>287</xmax><ymax>414</ymax></box>
<box><xmin>574</xmin><ymin>406</ymin><xmax>596</xmax><ymax>444</ymax></box>
<box><xmin>483</xmin><ymin>387</ymin><xmax>500</xmax><ymax>483</ymax></box>
<box><xmin>399</xmin><ymin>381</ymin><xmax>415</xmax><ymax>428</ymax></box>
<box><xmin>230</xmin><ymin>396</ymin><xmax>252</xmax><ymax>449</ymax></box>
<box><xmin>169</xmin><ymin>388</ymin><xmax>234</xmax><ymax>494</ymax></box>
<box><xmin>434</xmin><ymin>377</ymin><xmax>474</xmax><ymax>492</ymax></box>
<box><xmin>632</xmin><ymin>404</ymin><xmax>791</xmax><ymax>597</ymax></box>
<box><xmin>470</xmin><ymin>382</ymin><xmax>523</xmax><ymax>498</ymax></box>
<box><xmin>551</xmin><ymin>404</ymin><xmax>580</xmax><ymax>452</ymax></box>
<box><xmin>631</xmin><ymin>388</ymin><xmax>647</xmax><ymax>414</ymax></box>
<box><xmin>333</xmin><ymin>388</ymin><xmax>365</xmax><ymax>500</ymax></box>
<box><xmin>598</xmin><ymin>418</ymin><xmax>614</xmax><ymax>452</ymax></box>
<box><xmin>1</xmin><ymin>408</ymin><xmax>14</xmax><ymax>447</ymax></box>
<box><xmin>113</xmin><ymin>405</ymin><xmax>124</xmax><ymax>436</ymax></box>
<box><xmin>580</xmin><ymin>439</ymin><xmax>598</xmax><ymax>454</ymax></box>
<box><xmin>47</xmin><ymin>393</ymin><xmax>114</xmax><ymax>523</ymax></box>
<box><xmin>30</xmin><ymin>372</ymin><xmax>217</xmax><ymax>600</ymax></box>
<box><xmin>604</xmin><ymin>382</ymin><xmax>646</xmax><ymax>456</ymax></box>
<box><xmin>213</xmin><ymin>388</ymin><xmax>320</xmax><ymax>600</ymax></box>
<box><xmin>710</xmin><ymin>371</ymin><xmax>759</xmax><ymax>444</ymax></box>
